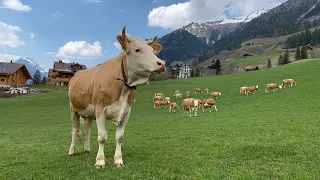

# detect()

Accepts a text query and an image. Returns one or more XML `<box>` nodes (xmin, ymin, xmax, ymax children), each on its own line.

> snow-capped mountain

<box><xmin>15</xmin><ymin>58</ymin><xmax>49</xmax><ymax>78</ymax></box>
<box><xmin>181</xmin><ymin>9</ymin><xmax>268</xmax><ymax>44</ymax></box>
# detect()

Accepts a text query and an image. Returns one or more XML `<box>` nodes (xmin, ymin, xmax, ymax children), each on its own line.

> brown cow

<box><xmin>154</xmin><ymin>100</ymin><xmax>170</xmax><ymax>109</ymax></box>
<box><xmin>169</xmin><ymin>102</ymin><xmax>179</xmax><ymax>113</ymax></box>
<box><xmin>282</xmin><ymin>79</ymin><xmax>296</xmax><ymax>88</ymax></box>
<box><xmin>210</xmin><ymin>92</ymin><xmax>222</xmax><ymax>99</ymax></box>
<box><xmin>195</xmin><ymin>88</ymin><xmax>202</xmax><ymax>94</ymax></box>
<box><xmin>202</xmin><ymin>98</ymin><xmax>217</xmax><ymax>112</ymax></box>
<box><xmin>155</xmin><ymin>93</ymin><xmax>164</xmax><ymax>98</ymax></box>
<box><xmin>244</xmin><ymin>85</ymin><xmax>258</xmax><ymax>96</ymax></box>
<box><xmin>153</xmin><ymin>95</ymin><xmax>162</xmax><ymax>102</ymax></box>
<box><xmin>67</xmin><ymin>26</ymin><xmax>165</xmax><ymax>169</ymax></box>
<box><xmin>239</xmin><ymin>86</ymin><xmax>247</xmax><ymax>94</ymax></box>
<box><xmin>205</xmin><ymin>88</ymin><xmax>209</xmax><ymax>95</ymax></box>
<box><xmin>182</xmin><ymin>98</ymin><xmax>200</xmax><ymax>117</ymax></box>
<box><xmin>186</xmin><ymin>90</ymin><xmax>190</xmax><ymax>97</ymax></box>
<box><xmin>265</xmin><ymin>83</ymin><xmax>282</xmax><ymax>93</ymax></box>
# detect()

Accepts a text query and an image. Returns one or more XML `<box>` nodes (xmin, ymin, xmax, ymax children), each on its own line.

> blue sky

<box><xmin>0</xmin><ymin>0</ymin><xmax>286</xmax><ymax>69</ymax></box>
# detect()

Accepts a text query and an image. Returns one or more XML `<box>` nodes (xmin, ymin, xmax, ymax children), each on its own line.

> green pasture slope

<box><xmin>1</xmin><ymin>60</ymin><xmax>320</xmax><ymax>179</ymax></box>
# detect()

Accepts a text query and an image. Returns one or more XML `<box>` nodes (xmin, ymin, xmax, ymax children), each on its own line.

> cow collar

<box><xmin>115</xmin><ymin>54</ymin><xmax>137</xmax><ymax>91</ymax></box>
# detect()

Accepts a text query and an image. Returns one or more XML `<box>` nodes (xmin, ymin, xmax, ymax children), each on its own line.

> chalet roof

<box><xmin>169</xmin><ymin>61</ymin><xmax>190</xmax><ymax>67</ymax></box>
<box><xmin>52</xmin><ymin>60</ymin><xmax>87</xmax><ymax>74</ymax></box>
<box><xmin>0</xmin><ymin>62</ymin><xmax>32</xmax><ymax>79</ymax></box>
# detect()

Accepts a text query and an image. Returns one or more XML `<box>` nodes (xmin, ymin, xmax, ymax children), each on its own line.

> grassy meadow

<box><xmin>1</xmin><ymin>60</ymin><xmax>320</xmax><ymax>179</ymax></box>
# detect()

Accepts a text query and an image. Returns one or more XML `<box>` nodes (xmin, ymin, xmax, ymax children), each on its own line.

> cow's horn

<box><xmin>146</xmin><ymin>36</ymin><xmax>158</xmax><ymax>44</ymax></box>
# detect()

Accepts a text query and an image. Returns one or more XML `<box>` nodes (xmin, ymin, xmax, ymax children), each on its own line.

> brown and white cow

<box><xmin>154</xmin><ymin>99</ymin><xmax>170</xmax><ymax>109</ymax></box>
<box><xmin>244</xmin><ymin>85</ymin><xmax>258</xmax><ymax>96</ymax></box>
<box><xmin>182</xmin><ymin>98</ymin><xmax>200</xmax><ymax>117</ymax></box>
<box><xmin>239</xmin><ymin>86</ymin><xmax>247</xmax><ymax>94</ymax></box>
<box><xmin>265</xmin><ymin>83</ymin><xmax>282</xmax><ymax>93</ymax></box>
<box><xmin>202</xmin><ymin>98</ymin><xmax>217</xmax><ymax>112</ymax></box>
<box><xmin>205</xmin><ymin>88</ymin><xmax>209</xmax><ymax>95</ymax></box>
<box><xmin>195</xmin><ymin>88</ymin><xmax>202</xmax><ymax>94</ymax></box>
<box><xmin>282</xmin><ymin>79</ymin><xmax>296</xmax><ymax>88</ymax></box>
<box><xmin>173</xmin><ymin>90</ymin><xmax>180</xmax><ymax>96</ymax></box>
<box><xmin>174</xmin><ymin>92</ymin><xmax>182</xmax><ymax>99</ymax></box>
<box><xmin>67</xmin><ymin>26</ymin><xmax>165</xmax><ymax>169</ymax></box>
<box><xmin>186</xmin><ymin>90</ymin><xmax>190</xmax><ymax>97</ymax></box>
<box><xmin>169</xmin><ymin>102</ymin><xmax>179</xmax><ymax>113</ymax></box>
<box><xmin>153</xmin><ymin>95</ymin><xmax>162</xmax><ymax>102</ymax></box>
<box><xmin>210</xmin><ymin>92</ymin><xmax>222</xmax><ymax>99</ymax></box>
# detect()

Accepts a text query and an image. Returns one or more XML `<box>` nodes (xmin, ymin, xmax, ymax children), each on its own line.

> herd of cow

<box><xmin>151</xmin><ymin>78</ymin><xmax>297</xmax><ymax>117</ymax></box>
<box><xmin>65</xmin><ymin>26</ymin><xmax>297</xmax><ymax>169</ymax></box>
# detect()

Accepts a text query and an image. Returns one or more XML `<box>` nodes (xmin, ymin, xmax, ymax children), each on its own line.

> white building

<box><xmin>169</xmin><ymin>61</ymin><xmax>192</xmax><ymax>79</ymax></box>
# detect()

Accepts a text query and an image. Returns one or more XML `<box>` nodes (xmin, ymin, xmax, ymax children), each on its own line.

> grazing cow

<box><xmin>282</xmin><ymin>79</ymin><xmax>296</xmax><ymax>88</ymax></box>
<box><xmin>239</xmin><ymin>86</ymin><xmax>247</xmax><ymax>94</ymax></box>
<box><xmin>154</xmin><ymin>99</ymin><xmax>170</xmax><ymax>109</ymax></box>
<box><xmin>244</xmin><ymin>85</ymin><xmax>258</xmax><ymax>96</ymax></box>
<box><xmin>67</xmin><ymin>26</ymin><xmax>165</xmax><ymax>169</ymax></box>
<box><xmin>265</xmin><ymin>83</ymin><xmax>282</xmax><ymax>93</ymax></box>
<box><xmin>210</xmin><ymin>92</ymin><xmax>222</xmax><ymax>99</ymax></box>
<box><xmin>202</xmin><ymin>98</ymin><xmax>217</xmax><ymax>112</ymax></box>
<box><xmin>164</xmin><ymin>97</ymin><xmax>170</xmax><ymax>102</ymax></box>
<box><xmin>169</xmin><ymin>102</ymin><xmax>179</xmax><ymax>113</ymax></box>
<box><xmin>155</xmin><ymin>93</ymin><xmax>164</xmax><ymax>98</ymax></box>
<box><xmin>174</xmin><ymin>92</ymin><xmax>182</xmax><ymax>99</ymax></box>
<box><xmin>186</xmin><ymin>91</ymin><xmax>190</xmax><ymax>97</ymax></box>
<box><xmin>182</xmin><ymin>98</ymin><xmax>199</xmax><ymax>117</ymax></box>
<box><xmin>195</xmin><ymin>88</ymin><xmax>202</xmax><ymax>94</ymax></box>
<box><xmin>205</xmin><ymin>88</ymin><xmax>209</xmax><ymax>95</ymax></box>
<box><xmin>173</xmin><ymin>90</ymin><xmax>180</xmax><ymax>96</ymax></box>
<box><xmin>153</xmin><ymin>95</ymin><xmax>162</xmax><ymax>102</ymax></box>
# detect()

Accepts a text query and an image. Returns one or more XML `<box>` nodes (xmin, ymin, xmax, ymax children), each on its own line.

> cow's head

<box><xmin>117</xmin><ymin>26</ymin><xmax>166</xmax><ymax>86</ymax></box>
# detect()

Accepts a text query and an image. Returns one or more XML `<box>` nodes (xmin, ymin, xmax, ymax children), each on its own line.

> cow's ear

<box><xmin>117</xmin><ymin>35</ymin><xmax>129</xmax><ymax>53</ymax></box>
<box><xmin>150</xmin><ymin>43</ymin><xmax>162</xmax><ymax>55</ymax></box>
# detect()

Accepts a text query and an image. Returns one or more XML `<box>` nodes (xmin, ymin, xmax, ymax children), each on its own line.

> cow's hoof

<box><xmin>114</xmin><ymin>159</ymin><xmax>124</xmax><ymax>168</ymax></box>
<box><xmin>95</xmin><ymin>160</ymin><xmax>105</xmax><ymax>169</ymax></box>
<box><xmin>84</xmin><ymin>148</ymin><xmax>90</xmax><ymax>153</ymax></box>
<box><xmin>68</xmin><ymin>149</ymin><xmax>75</xmax><ymax>156</ymax></box>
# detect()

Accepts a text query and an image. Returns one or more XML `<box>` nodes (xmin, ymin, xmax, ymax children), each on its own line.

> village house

<box><xmin>244</xmin><ymin>65</ymin><xmax>259</xmax><ymax>72</ymax></box>
<box><xmin>47</xmin><ymin>60</ymin><xmax>87</xmax><ymax>86</ymax></box>
<box><xmin>0</xmin><ymin>61</ymin><xmax>32</xmax><ymax>86</ymax></box>
<box><xmin>169</xmin><ymin>61</ymin><xmax>192</xmax><ymax>79</ymax></box>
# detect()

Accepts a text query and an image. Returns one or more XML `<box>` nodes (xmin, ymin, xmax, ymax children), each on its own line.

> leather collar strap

<box><xmin>115</xmin><ymin>54</ymin><xmax>137</xmax><ymax>90</ymax></box>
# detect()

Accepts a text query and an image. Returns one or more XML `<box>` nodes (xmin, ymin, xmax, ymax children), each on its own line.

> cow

<box><xmin>169</xmin><ymin>102</ymin><xmax>179</xmax><ymax>113</ymax></box>
<box><xmin>182</xmin><ymin>98</ymin><xmax>200</xmax><ymax>117</ymax></box>
<box><xmin>265</xmin><ymin>83</ymin><xmax>282</xmax><ymax>93</ymax></box>
<box><xmin>155</xmin><ymin>93</ymin><xmax>164</xmax><ymax>98</ymax></box>
<box><xmin>195</xmin><ymin>88</ymin><xmax>202</xmax><ymax>94</ymax></box>
<box><xmin>153</xmin><ymin>95</ymin><xmax>162</xmax><ymax>102</ymax></box>
<box><xmin>174</xmin><ymin>92</ymin><xmax>182</xmax><ymax>99</ymax></box>
<box><xmin>164</xmin><ymin>97</ymin><xmax>170</xmax><ymax>102</ymax></box>
<box><xmin>205</xmin><ymin>88</ymin><xmax>209</xmax><ymax>95</ymax></box>
<box><xmin>282</xmin><ymin>79</ymin><xmax>296</xmax><ymax>88</ymax></box>
<box><xmin>202</xmin><ymin>98</ymin><xmax>217</xmax><ymax>112</ymax></box>
<box><xmin>173</xmin><ymin>90</ymin><xmax>180</xmax><ymax>96</ymax></box>
<box><xmin>154</xmin><ymin>99</ymin><xmax>170</xmax><ymax>109</ymax></box>
<box><xmin>210</xmin><ymin>92</ymin><xmax>222</xmax><ymax>99</ymax></box>
<box><xmin>186</xmin><ymin>91</ymin><xmax>190</xmax><ymax>97</ymax></box>
<box><xmin>244</xmin><ymin>85</ymin><xmax>258</xmax><ymax>96</ymax></box>
<box><xmin>67</xmin><ymin>26</ymin><xmax>166</xmax><ymax>169</ymax></box>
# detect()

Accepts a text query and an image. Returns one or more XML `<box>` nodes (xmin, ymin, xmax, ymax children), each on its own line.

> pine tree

<box><xmin>295</xmin><ymin>47</ymin><xmax>301</xmax><ymax>60</ymax></box>
<box><xmin>214</xmin><ymin>59</ymin><xmax>221</xmax><ymax>75</ymax></box>
<box><xmin>267</xmin><ymin>59</ymin><xmax>272</xmax><ymax>68</ymax></box>
<box><xmin>41</xmin><ymin>76</ymin><xmax>47</xmax><ymax>84</ymax></box>
<box><xmin>278</xmin><ymin>55</ymin><xmax>284</xmax><ymax>66</ymax></box>
<box><xmin>194</xmin><ymin>68</ymin><xmax>200</xmax><ymax>77</ymax></box>
<box><xmin>32</xmin><ymin>70</ymin><xmax>42</xmax><ymax>85</ymax></box>
<box><xmin>283</xmin><ymin>50</ymin><xmax>290</xmax><ymax>64</ymax></box>
<box><xmin>301</xmin><ymin>46</ymin><xmax>308</xmax><ymax>59</ymax></box>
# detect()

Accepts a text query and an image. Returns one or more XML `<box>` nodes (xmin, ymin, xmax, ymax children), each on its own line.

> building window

<box><xmin>0</xmin><ymin>79</ymin><xmax>4</xmax><ymax>82</ymax></box>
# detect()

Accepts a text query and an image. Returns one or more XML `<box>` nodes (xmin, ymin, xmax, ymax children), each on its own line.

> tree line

<box><xmin>286</xmin><ymin>28</ymin><xmax>320</xmax><ymax>48</ymax></box>
<box><xmin>32</xmin><ymin>70</ymin><xmax>47</xmax><ymax>85</ymax></box>
<box><xmin>278</xmin><ymin>47</ymin><xmax>308</xmax><ymax>66</ymax></box>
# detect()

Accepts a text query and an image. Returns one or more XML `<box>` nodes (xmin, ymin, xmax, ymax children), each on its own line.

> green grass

<box><xmin>1</xmin><ymin>60</ymin><xmax>320</xmax><ymax>179</ymax></box>
<box><xmin>224</xmin><ymin>53</ymin><xmax>280</xmax><ymax>68</ymax></box>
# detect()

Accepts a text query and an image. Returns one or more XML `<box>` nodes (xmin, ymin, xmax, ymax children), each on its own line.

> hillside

<box><xmin>1</xmin><ymin>60</ymin><xmax>320</xmax><ymax>179</ymax></box>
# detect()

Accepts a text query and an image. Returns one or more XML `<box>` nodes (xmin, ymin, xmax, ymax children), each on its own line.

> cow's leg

<box><xmin>95</xmin><ymin>113</ymin><xmax>107</xmax><ymax>169</ymax></box>
<box><xmin>68</xmin><ymin>111</ymin><xmax>81</xmax><ymax>156</ymax></box>
<box><xmin>113</xmin><ymin>111</ymin><xmax>130</xmax><ymax>168</ymax></box>
<box><xmin>84</xmin><ymin>118</ymin><xmax>93</xmax><ymax>152</ymax></box>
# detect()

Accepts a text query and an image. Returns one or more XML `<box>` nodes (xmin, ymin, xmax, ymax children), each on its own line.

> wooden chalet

<box><xmin>244</xmin><ymin>65</ymin><xmax>259</xmax><ymax>72</ymax></box>
<box><xmin>47</xmin><ymin>60</ymin><xmax>87</xmax><ymax>86</ymax></box>
<box><xmin>0</xmin><ymin>61</ymin><xmax>32</xmax><ymax>86</ymax></box>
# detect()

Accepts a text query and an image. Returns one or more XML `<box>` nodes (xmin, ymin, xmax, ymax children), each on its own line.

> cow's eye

<box><xmin>135</xmin><ymin>49</ymin><xmax>140</xmax><ymax>52</ymax></box>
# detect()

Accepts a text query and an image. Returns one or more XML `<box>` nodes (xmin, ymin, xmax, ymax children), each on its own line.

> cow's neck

<box><xmin>118</xmin><ymin>53</ymin><xmax>149</xmax><ymax>90</ymax></box>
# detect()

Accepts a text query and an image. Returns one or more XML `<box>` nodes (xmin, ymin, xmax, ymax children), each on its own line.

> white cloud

<box><xmin>1</xmin><ymin>0</ymin><xmax>32</xmax><ymax>12</ymax></box>
<box><xmin>0</xmin><ymin>21</ymin><xmax>25</xmax><ymax>48</ymax></box>
<box><xmin>82</xmin><ymin>0</ymin><xmax>103</xmax><ymax>3</ymax></box>
<box><xmin>0</xmin><ymin>53</ymin><xmax>21</xmax><ymax>62</ymax></box>
<box><xmin>61</xmin><ymin>59</ymin><xmax>70</xmax><ymax>63</ymax></box>
<box><xmin>55</xmin><ymin>41</ymin><xmax>102</xmax><ymax>59</ymax></box>
<box><xmin>120</xmin><ymin>9</ymin><xmax>126</xmax><ymax>13</ymax></box>
<box><xmin>148</xmin><ymin>0</ymin><xmax>287</xmax><ymax>30</ymax></box>
<box><xmin>29</xmin><ymin>32</ymin><xmax>34</xmax><ymax>39</ymax></box>
<box><xmin>113</xmin><ymin>42</ymin><xmax>122</xmax><ymax>50</ymax></box>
